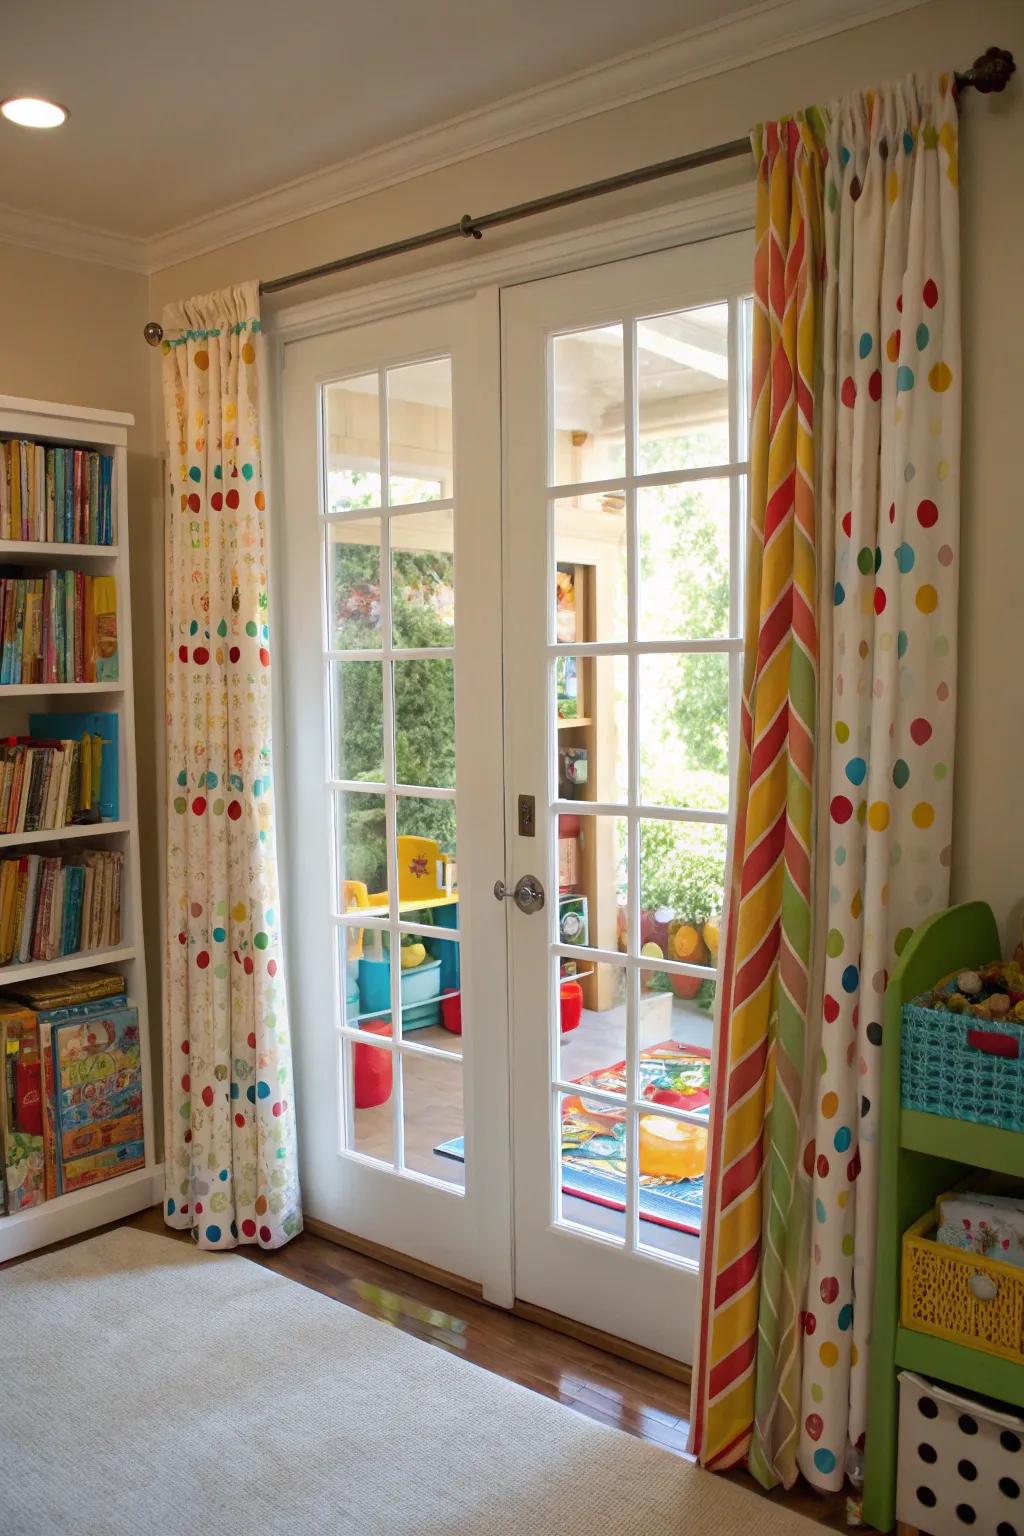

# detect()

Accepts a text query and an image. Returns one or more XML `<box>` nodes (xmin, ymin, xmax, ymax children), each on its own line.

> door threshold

<box><xmin>305</xmin><ymin>1215</ymin><xmax>691</xmax><ymax>1385</ymax></box>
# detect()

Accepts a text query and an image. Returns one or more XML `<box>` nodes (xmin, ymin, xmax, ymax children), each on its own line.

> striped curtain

<box><xmin>691</xmin><ymin>112</ymin><xmax>827</xmax><ymax>1482</ymax></box>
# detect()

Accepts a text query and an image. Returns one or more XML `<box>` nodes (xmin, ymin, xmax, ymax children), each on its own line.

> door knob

<box><xmin>493</xmin><ymin>874</ymin><xmax>545</xmax><ymax>914</ymax></box>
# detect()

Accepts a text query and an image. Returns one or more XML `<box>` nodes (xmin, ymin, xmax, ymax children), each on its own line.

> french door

<box><xmin>279</xmin><ymin>296</ymin><xmax>513</xmax><ymax>1298</ymax></box>
<box><xmin>503</xmin><ymin>232</ymin><xmax>751</xmax><ymax>1360</ymax></box>
<box><xmin>278</xmin><ymin>229</ymin><xmax>751</xmax><ymax>1358</ymax></box>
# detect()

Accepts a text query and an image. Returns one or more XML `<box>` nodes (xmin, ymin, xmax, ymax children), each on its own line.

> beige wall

<box><xmin>0</xmin><ymin>240</ymin><xmax>164</xmax><ymax>1118</ymax></box>
<box><xmin>148</xmin><ymin>0</ymin><xmax>1024</xmax><ymax>949</ymax></box>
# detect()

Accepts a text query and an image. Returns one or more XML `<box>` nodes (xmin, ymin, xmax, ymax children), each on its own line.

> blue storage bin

<box><xmin>901</xmin><ymin>991</ymin><xmax>1024</xmax><ymax>1132</ymax></box>
<box><xmin>357</xmin><ymin>954</ymin><xmax>441</xmax><ymax>1030</ymax></box>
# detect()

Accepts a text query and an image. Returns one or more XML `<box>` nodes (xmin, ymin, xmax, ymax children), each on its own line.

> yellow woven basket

<box><xmin>901</xmin><ymin>1202</ymin><xmax>1024</xmax><ymax>1365</ymax></box>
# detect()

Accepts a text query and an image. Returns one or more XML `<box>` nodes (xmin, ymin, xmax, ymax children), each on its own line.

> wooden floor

<box><xmin>116</xmin><ymin>1206</ymin><xmax>848</xmax><ymax>1531</ymax></box>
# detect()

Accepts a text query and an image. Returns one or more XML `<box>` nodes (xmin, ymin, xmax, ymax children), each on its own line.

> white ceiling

<box><xmin>0</xmin><ymin>0</ymin><xmax>757</xmax><ymax>242</ymax></box>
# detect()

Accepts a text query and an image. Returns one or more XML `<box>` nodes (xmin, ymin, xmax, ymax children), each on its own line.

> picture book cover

<box><xmin>0</xmin><ymin>1002</ymin><xmax>47</xmax><ymax>1211</ymax></box>
<box><xmin>49</xmin><ymin>1004</ymin><xmax>144</xmax><ymax>1194</ymax></box>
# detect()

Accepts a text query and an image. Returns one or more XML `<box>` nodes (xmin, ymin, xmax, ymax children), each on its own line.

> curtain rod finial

<box><xmin>957</xmin><ymin>46</ymin><xmax>1015</xmax><ymax>95</ymax></box>
<box><xmin>144</xmin><ymin>321</ymin><xmax>164</xmax><ymax>347</ymax></box>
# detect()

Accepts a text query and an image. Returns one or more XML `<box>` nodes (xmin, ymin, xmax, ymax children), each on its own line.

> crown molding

<box><xmin>0</xmin><ymin>202</ymin><xmax>149</xmax><ymax>274</ymax></box>
<box><xmin>146</xmin><ymin>0</ymin><xmax>928</xmax><ymax>274</ymax></box>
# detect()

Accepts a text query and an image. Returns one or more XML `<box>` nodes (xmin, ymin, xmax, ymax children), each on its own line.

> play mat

<box><xmin>435</xmin><ymin>1041</ymin><xmax>709</xmax><ymax>1236</ymax></box>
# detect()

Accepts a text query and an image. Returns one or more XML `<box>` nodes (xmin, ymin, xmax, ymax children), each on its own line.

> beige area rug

<box><xmin>0</xmin><ymin>1228</ymin><xmax>820</xmax><ymax>1536</ymax></box>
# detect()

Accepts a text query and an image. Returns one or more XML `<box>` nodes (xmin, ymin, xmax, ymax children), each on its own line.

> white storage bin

<box><xmin>898</xmin><ymin>1371</ymin><xmax>1024</xmax><ymax>1535</ymax></box>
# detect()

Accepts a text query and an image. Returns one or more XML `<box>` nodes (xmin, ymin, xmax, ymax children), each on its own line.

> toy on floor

<box><xmin>638</xmin><ymin>1113</ymin><xmax>707</xmax><ymax>1180</ymax></box>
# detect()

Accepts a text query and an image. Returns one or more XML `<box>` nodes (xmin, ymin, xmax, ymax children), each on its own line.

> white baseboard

<box><xmin>0</xmin><ymin>1164</ymin><xmax>163</xmax><ymax>1264</ymax></box>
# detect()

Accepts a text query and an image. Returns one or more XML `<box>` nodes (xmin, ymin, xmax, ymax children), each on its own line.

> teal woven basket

<box><xmin>901</xmin><ymin>994</ymin><xmax>1024</xmax><ymax>1132</ymax></box>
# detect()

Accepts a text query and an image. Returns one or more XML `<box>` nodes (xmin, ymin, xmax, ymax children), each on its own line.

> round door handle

<box><xmin>493</xmin><ymin>874</ymin><xmax>545</xmax><ymax>914</ymax></box>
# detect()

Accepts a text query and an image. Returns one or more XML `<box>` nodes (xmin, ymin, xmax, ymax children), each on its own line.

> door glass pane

<box><xmin>636</xmin><ymin>305</ymin><xmax>730</xmax><ymax>472</ymax></box>
<box><xmin>558</xmin><ymin>1089</ymin><xmax>626</xmax><ymax>1243</ymax></box>
<box><xmin>554</xmin><ymin>655</ymin><xmax>627</xmax><ymax>805</ymax></box>
<box><xmin>638</xmin><ymin>963</ymin><xmax>717</xmax><ymax>1054</ymax></box>
<box><xmin>553</xmin><ymin>496</ymin><xmax>626</xmax><ymax>644</ymax></box>
<box><xmin>399</xmin><ymin>933</ymin><xmax>461</xmax><ymax>1039</ymax></box>
<box><xmin>552</xmin><ymin>325</ymin><xmax>624</xmax><ymax>485</ymax></box>
<box><xmin>335</xmin><ymin>790</ymin><xmax>389</xmax><ymax>917</ymax></box>
<box><xmin>344</xmin><ymin>1035</ymin><xmax>394</xmax><ymax>1165</ymax></box>
<box><xmin>325</xmin><ymin>373</ymin><xmax>382</xmax><ymax>511</ymax></box>
<box><xmin>395</xmin><ymin>795</ymin><xmax>457</xmax><ymax>909</ymax></box>
<box><xmin>403</xmin><ymin>1049</ymin><xmax>464</xmax><ymax>1188</ymax></box>
<box><xmin>638</xmin><ymin>818</ymin><xmax>727</xmax><ymax>973</ymax></box>
<box><xmin>395</xmin><ymin>658</ymin><xmax>455</xmax><ymax>787</ymax></box>
<box><xmin>558</xmin><ymin>957</ymin><xmax>628</xmax><ymax>1095</ymax></box>
<box><xmin>391</xmin><ymin>508</ymin><xmax>455</xmax><ymax>649</ymax></box>
<box><xmin>637</xmin><ymin>480</ymin><xmax>730</xmax><ymax>641</ymax></box>
<box><xmin>387</xmin><ymin>358</ymin><xmax>453</xmax><ymax>505</ymax></box>
<box><xmin>637</xmin><ymin>652</ymin><xmax>730</xmax><ymax>808</ymax></box>
<box><xmin>557</xmin><ymin>810</ymin><xmax>626</xmax><ymax>951</ymax></box>
<box><xmin>328</xmin><ymin>518</ymin><xmax>382</xmax><ymax>649</ymax></box>
<box><xmin>331</xmin><ymin>660</ymin><xmax>384</xmax><ymax>781</ymax></box>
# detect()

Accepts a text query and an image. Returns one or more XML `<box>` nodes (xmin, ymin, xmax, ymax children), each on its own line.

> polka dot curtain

<box><xmin>799</xmin><ymin>75</ymin><xmax>960</xmax><ymax>1495</ymax></box>
<box><xmin>161</xmin><ymin>282</ymin><xmax>302</xmax><ymax>1251</ymax></box>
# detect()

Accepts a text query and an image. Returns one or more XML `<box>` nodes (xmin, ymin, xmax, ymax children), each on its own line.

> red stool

<box><xmin>353</xmin><ymin>1021</ymin><xmax>392</xmax><ymax>1108</ymax></box>
<box><xmin>559</xmin><ymin>980</ymin><xmax>583</xmax><ymax>1033</ymax></box>
<box><xmin>441</xmin><ymin>992</ymin><xmax>462</xmax><ymax>1034</ymax></box>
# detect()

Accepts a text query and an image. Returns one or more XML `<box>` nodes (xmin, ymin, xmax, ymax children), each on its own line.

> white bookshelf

<box><xmin>0</xmin><ymin>394</ymin><xmax>161</xmax><ymax>1262</ymax></box>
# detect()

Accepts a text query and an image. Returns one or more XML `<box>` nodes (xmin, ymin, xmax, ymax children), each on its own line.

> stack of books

<box><xmin>0</xmin><ymin>439</ymin><xmax>115</xmax><ymax>544</ymax></box>
<box><xmin>0</xmin><ymin>970</ymin><xmax>143</xmax><ymax>1210</ymax></box>
<box><xmin>0</xmin><ymin>732</ymin><xmax>111</xmax><ymax>832</ymax></box>
<box><xmin>0</xmin><ymin>570</ymin><xmax>117</xmax><ymax>684</ymax></box>
<box><xmin>0</xmin><ymin>848</ymin><xmax>123</xmax><ymax>966</ymax></box>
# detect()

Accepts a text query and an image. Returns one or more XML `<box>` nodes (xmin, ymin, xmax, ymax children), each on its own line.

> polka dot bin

<box><xmin>897</xmin><ymin>1371</ymin><xmax>1024</xmax><ymax>1534</ymax></box>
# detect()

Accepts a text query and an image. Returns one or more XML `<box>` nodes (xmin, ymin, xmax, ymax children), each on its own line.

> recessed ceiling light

<box><xmin>1</xmin><ymin>97</ymin><xmax>67</xmax><ymax>129</ymax></box>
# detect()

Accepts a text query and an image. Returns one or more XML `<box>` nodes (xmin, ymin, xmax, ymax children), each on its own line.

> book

<box><xmin>46</xmin><ymin>1004</ymin><xmax>144</xmax><ymax>1194</ymax></box>
<box><xmin>0</xmin><ymin>1002</ymin><xmax>47</xmax><ymax>1211</ymax></box>
<box><xmin>29</xmin><ymin>712</ymin><xmax>118</xmax><ymax>821</ymax></box>
<box><xmin>0</xmin><ymin>849</ymin><xmax>122</xmax><ymax>965</ymax></box>
<box><xmin>2</xmin><ymin>967</ymin><xmax>126</xmax><ymax>1011</ymax></box>
<box><xmin>92</xmin><ymin>575</ymin><xmax>117</xmax><ymax>682</ymax></box>
<box><xmin>0</xmin><ymin>441</ymin><xmax>114</xmax><ymax>548</ymax></box>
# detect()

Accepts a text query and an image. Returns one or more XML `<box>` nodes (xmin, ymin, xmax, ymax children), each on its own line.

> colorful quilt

<box><xmin>436</xmin><ymin>1041</ymin><xmax>709</xmax><ymax>1235</ymax></box>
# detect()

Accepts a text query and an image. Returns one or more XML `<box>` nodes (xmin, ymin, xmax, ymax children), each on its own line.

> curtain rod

<box><xmin>143</xmin><ymin>45</ymin><xmax>1014</xmax><ymax>346</ymax></box>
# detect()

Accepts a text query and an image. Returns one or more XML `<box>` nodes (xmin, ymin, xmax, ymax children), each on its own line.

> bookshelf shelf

<box><xmin>0</xmin><ymin>541</ymin><xmax>119</xmax><ymax>561</ymax></box>
<box><xmin>0</xmin><ymin>682</ymin><xmax>124</xmax><ymax>697</ymax></box>
<box><xmin>0</xmin><ymin>819</ymin><xmax>132</xmax><ymax>850</ymax></box>
<box><xmin>0</xmin><ymin>395</ymin><xmax>156</xmax><ymax>1256</ymax></box>
<box><xmin>0</xmin><ymin>945</ymin><xmax>135</xmax><ymax>987</ymax></box>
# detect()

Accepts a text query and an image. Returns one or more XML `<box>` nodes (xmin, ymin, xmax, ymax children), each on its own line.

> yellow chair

<box><xmin>343</xmin><ymin>879</ymin><xmax>369</xmax><ymax>959</ymax></box>
<box><xmin>396</xmin><ymin>835</ymin><xmax>447</xmax><ymax>903</ymax></box>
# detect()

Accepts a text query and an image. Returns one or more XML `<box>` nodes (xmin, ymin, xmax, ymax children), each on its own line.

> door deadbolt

<box><xmin>493</xmin><ymin>874</ymin><xmax>545</xmax><ymax>914</ymax></box>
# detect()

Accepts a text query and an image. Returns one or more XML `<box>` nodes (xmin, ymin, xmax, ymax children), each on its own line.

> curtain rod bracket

<box><xmin>459</xmin><ymin>214</ymin><xmax>483</xmax><ymax>240</ymax></box>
